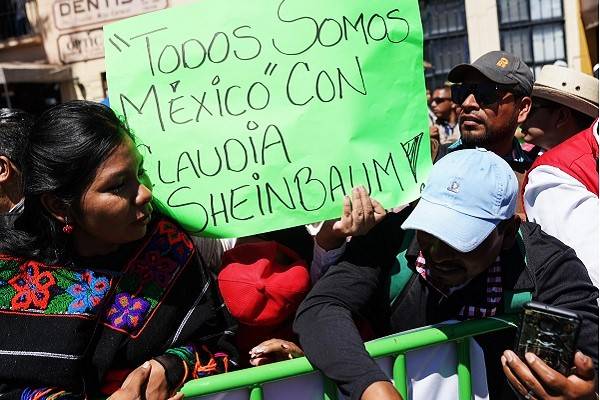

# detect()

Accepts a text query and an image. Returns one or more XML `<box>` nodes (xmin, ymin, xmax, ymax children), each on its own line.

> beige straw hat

<box><xmin>532</xmin><ymin>65</ymin><xmax>599</xmax><ymax>118</ymax></box>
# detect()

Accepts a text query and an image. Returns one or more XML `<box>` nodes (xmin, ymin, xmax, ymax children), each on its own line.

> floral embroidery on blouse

<box><xmin>0</xmin><ymin>219</ymin><xmax>194</xmax><ymax>337</ymax></box>
<box><xmin>9</xmin><ymin>261</ymin><xmax>56</xmax><ymax>310</ymax></box>
<box><xmin>66</xmin><ymin>271</ymin><xmax>110</xmax><ymax>314</ymax></box>
<box><xmin>106</xmin><ymin>293</ymin><xmax>151</xmax><ymax>330</ymax></box>
<box><xmin>102</xmin><ymin>219</ymin><xmax>194</xmax><ymax>337</ymax></box>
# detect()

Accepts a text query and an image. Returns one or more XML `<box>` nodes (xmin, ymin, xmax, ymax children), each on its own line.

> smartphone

<box><xmin>514</xmin><ymin>301</ymin><xmax>581</xmax><ymax>376</ymax></box>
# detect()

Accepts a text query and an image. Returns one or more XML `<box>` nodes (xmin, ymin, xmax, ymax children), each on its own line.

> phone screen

<box><xmin>515</xmin><ymin>302</ymin><xmax>581</xmax><ymax>376</ymax></box>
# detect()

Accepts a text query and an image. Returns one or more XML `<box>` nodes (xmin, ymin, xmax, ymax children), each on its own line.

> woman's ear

<box><xmin>40</xmin><ymin>194</ymin><xmax>69</xmax><ymax>224</ymax></box>
<box><xmin>501</xmin><ymin>215</ymin><xmax>522</xmax><ymax>250</ymax></box>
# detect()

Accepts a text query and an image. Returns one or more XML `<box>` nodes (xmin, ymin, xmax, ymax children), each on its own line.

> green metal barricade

<box><xmin>181</xmin><ymin>315</ymin><xmax>518</xmax><ymax>400</ymax></box>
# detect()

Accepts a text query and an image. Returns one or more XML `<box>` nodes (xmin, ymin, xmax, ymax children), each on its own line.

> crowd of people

<box><xmin>0</xmin><ymin>49</ymin><xmax>597</xmax><ymax>400</ymax></box>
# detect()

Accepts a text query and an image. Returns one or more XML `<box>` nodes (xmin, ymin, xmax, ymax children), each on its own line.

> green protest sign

<box><xmin>104</xmin><ymin>0</ymin><xmax>432</xmax><ymax>238</ymax></box>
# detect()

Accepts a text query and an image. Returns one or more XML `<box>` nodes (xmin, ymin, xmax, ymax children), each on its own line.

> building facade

<box><xmin>0</xmin><ymin>0</ymin><xmax>196</xmax><ymax>111</ymax></box>
<box><xmin>0</xmin><ymin>0</ymin><xmax>597</xmax><ymax>111</ymax></box>
<box><xmin>422</xmin><ymin>0</ymin><xmax>598</xmax><ymax>89</ymax></box>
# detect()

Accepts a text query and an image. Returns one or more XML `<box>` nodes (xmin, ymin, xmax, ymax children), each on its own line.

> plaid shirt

<box><xmin>415</xmin><ymin>251</ymin><xmax>503</xmax><ymax>319</ymax></box>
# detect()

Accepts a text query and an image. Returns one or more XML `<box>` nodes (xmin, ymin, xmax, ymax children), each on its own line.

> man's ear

<box><xmin>40</xmin><ymin>193</ymin><xmax>69</xmax><ymax>224</ymax></box>
<box><xmin>0</xmin><ymin>156</ymin><xmax>13</xmax><ymax>184</ymax></box>
<box><xmin>501</xmin><ymin>215</ymin><xmax>521</xmax><ymax>250</ymax></box>
<box><xmin>517</xmin><ymin>96</ymin><xmax>532</xmax><ymax>124</ymax></box>
<box><xmin>555</xmin><ymin>106</ymin><xmax>571</xmax><ymax>129</ymax></box>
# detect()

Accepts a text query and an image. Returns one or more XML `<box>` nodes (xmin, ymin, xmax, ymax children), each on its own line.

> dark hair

<box><xmin>0</xmin><ymin>108</ymin><xmax>33</xmax><ymax>171</ymax></box>
<box><xmin>0</xmin><ymin>101</ymin><xmax>132</xmax><ymax>263</ymax></box>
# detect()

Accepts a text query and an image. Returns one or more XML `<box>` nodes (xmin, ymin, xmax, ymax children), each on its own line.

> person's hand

<box><xmin>502</xmin><ymin>350</ymin><xmax>597</xmax><ymax>399</ymax></box>
<box><xmin>108</xmin><ymin>361</ymin><xmax>151</xmax><ymax>400</ymax></box>
<box><xmin>429</xmin><ymin>125</ymin><xmax>440</xmax><ymax>140</ymax></box>
<box><xmin>109</xmin><ymin>361</ymin><xmax>185</xmax><ymax>400</ymax></box>
<box><xmin>249</xmin><ymin>339</ymin><xmax>304</xmax><ymax>366</ymax></box>
<box><xmin>315</xmin><ymin>186</ymin><xmax>386</xmax><ymax>250</ymax></box>
<box><xmin>144</xmin><ymin>359</ymin><xmax>173</xmax><ymax>400</ymax></box>
<box><xmin>331</xmin><ymin>186</ymin><xmax>386</xmax><ymax>236</ymax></box>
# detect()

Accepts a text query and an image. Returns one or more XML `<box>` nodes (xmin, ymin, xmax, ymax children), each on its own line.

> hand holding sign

<box><xmin>104</xmin><ymin>0</ymin><xmax>431</xmax><ymax>238</ymax></box>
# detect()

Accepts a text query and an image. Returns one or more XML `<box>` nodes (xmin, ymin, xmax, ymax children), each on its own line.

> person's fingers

<box><xmin>167</xmin><ymin>393</ymin><xmax>184</xmax><ymax>400</ymax></box>
<box><xmin>280</xmin><ymin>341</ymin><xmax>304</xmax><ymax>358</ymax></box>
<box><xmin>121</xmin><ymin>361</ymin><xmax>151</xmax><ymax>390</ymax></box>
<box><xmin>250</xmin><ymin>339</ymin><xmax>303</xmax><ymax>363</ymax></box>
<box><xmin>524</xmin><ymin>352</ymin><xmax>569</xmax><ymax>393</ymax></box>
<box><xmin>573</xmin><ymin>351</ymin><xmax>596</xmax><ymax>381</ymax></box>
<box><xmin>249</xmin><ymin>356</ymin><xmax>269</xmax><ymax>366</ymax></box>
<box><xmin>502</xmin><ymin>355</ymin><xmax>532</xmax><ymax>398</ymax></box>
<box><xmin>332</xmin><ymin>196</ymin><xmax>352</xmax><ymax>234</ymax></box>
<box><xmin>250</xmin><ymin>339</ymin><xmax>282</xmax><ymax>356</ymax></box>
<box><xmin>253</xmin><ymin>340</ymin><xmax>295</xmax><ymax>355</ymax></box>
<box><xmin>350</xmin><ymin>187</ymin><xmax>364</xmax><ymax>230</ymax></box>
<box><xmin>503</xmin><ymin>351</ymin><xmax>549</xmax><ymax>399</ymax></box>
<box><xmin>255</xmin><ymin>342</ymin><xmax>279</xmax><ymax>354</ymax></box>
<box><xmin>359</xmin><ymin>186</ymin><xmax>375</xmax><ymax>228</ymax></box>
<box><xmin>145</xmin><ymin>360</ymin><xmax>169</xmax><ymax>400</ymax></box>
<box><xmin>341</xmin><ymin>195</ymin><xmax>352</xmax><ymax>221</ymax></box>
<box><xmin>370</xmin><ymin>198</ymin><xmax>386</xmax><ymax>221</ymax></box>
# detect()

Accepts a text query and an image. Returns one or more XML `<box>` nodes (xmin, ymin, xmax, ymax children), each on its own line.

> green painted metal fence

<box><xmin>181</xmin><ymin>315</ymin><xmax>518</xmax><ymax>399</ymax></box>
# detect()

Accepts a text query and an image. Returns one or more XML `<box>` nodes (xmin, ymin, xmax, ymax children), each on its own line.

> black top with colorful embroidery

<box><xmin>0</xmin><ymin>216</ymin><xmax>238</xmax><ymax>399</ymax></box>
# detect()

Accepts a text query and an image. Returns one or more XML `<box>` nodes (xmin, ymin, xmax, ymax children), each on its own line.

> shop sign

<box><xmin>57</xmin><ymin>28</ymin><xmax>104</xmax><ymax>63</ymax></box>
<box><xmin>53</xmin><ymin>0</ymin><xmax>168</xmax><ymax>30</ymax></box>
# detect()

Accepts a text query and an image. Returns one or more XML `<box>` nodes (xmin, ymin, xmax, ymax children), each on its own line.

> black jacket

<box><xmin>294</xmin><ymin>211</ymin><xmax>598</xmax><ymax>399</ymax></box>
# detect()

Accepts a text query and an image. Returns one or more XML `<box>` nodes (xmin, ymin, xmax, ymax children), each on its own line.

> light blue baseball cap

<box><xmin>401</xmin><ymin>148</ymin><xmax>517</xmax><ymax>252</ymax></box>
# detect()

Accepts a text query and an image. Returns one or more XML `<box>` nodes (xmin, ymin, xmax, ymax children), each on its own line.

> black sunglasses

<box><xmin>451</xmin><ymin>83</ymin><xmax>517</xmax><ymax>106</ymax></box>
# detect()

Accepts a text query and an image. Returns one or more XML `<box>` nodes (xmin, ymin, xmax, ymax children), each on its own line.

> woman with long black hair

<box><xmin>0</xmin><ymin>101</ymin><xmax>238</xmax><ymax>400</ymax></box>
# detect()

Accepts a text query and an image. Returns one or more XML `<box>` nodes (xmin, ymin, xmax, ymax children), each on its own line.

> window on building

<box><xmin>420</xmin><ymin>0</ymin><xmax>470</xmax><ymax>90</ymax></box>
<box><xmin>498</xmin><ymin>0</ymin><xmax>566</xmax><ymax>77</ymax></box>
<box><xmin>0</xmin><ymin>0</ymin><xmax>33</xmax><ymax>41</ymax></box>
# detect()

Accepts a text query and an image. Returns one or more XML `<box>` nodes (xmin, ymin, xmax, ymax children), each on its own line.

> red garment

<box><xmin>523</xmin><ymin>122</ymin><xmax>599</xmax><ymax>201</ymax></box>
<box><xmin>100</xmin><ymin>369</ymin><xmax>132</xmax><ymax>396</ymax></box>
<box><xmin>218</xmin><ymin>241</ymin><xmax>310</xmax><ymax>327</ymax></box>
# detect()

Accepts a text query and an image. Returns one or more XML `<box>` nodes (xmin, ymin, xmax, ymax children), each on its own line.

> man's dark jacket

<box><xmin>294</xmin><ymin>211</ymin><xmax>599</xmax><ymax>400</ymax></box>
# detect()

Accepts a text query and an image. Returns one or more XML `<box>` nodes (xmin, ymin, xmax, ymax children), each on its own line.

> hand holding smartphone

<box><xmin>514</xmin><ymin>301</ymin><xmax>581</xmax><ymax>376</ymax></box>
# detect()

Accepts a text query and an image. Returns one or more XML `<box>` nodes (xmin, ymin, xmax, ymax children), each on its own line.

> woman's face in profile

<box><xmin>72</xmin><ymin>136</ymin><xmax>153</xmax><ymax>256</ymax></box>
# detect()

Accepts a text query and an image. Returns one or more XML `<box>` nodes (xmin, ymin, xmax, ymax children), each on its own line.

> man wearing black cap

<box><xmin>443</xmin><ymin>50</ymin><xmax>534</xmax><ymax>173</ymax></box>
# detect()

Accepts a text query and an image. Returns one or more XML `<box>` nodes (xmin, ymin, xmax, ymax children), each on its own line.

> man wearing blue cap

<box><xmin>294</xmin><ymin>149</ymin><xmax>598</xmax><ymax>400</ymax></box>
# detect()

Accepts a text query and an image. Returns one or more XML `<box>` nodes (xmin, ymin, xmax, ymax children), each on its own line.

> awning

<box><xmin>0</xmin><ymin>62</ymin><xmax>72</xmax><ymax>84</ymax></box>
<box><xmin>581</xmin><ymin>0</ymin><xmax>598</xmax><ymax>30</ymax></box>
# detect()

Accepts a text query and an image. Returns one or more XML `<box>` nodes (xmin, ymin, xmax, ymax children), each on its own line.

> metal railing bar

<box><xmin>456</xmin><ymin>339</ymin><xmax>472</xmax><ymax>400</ymax></box>
<box><xmin>181</xmin><ymin>315</ymin><xmax>518</xmax><ymax>397</ymax></box>
<box><xmin>393</xmin><ymin>353</ymin><xmax>408</xmax><ymax>399</ymax></box>
<box><xmin>249</xmin><ymin>385</ymin><xmax>263</xmax><ymax>400</ymax></box>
